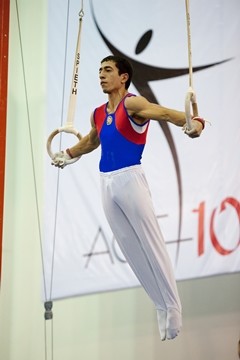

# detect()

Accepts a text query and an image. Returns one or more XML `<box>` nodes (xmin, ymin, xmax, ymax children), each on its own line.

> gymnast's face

<box><xmin>99</xmin><ymin>60</ymin><xmax>127</xmax><ymax>94</ymax></box>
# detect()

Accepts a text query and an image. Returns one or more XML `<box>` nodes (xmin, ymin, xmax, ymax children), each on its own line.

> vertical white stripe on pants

<box><xmin>100</xmin><ymin>165</ymin><xmax>181</xmax><ymax>313</ymax></box>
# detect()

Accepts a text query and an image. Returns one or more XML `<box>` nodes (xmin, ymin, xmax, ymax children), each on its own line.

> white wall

<box><xmin>0</xmin><ymin>0</ymin><xmax>239</xmax><ymax>359</ymax></box>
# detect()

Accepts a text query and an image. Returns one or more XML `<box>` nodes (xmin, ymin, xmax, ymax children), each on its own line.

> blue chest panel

<box><xmin>99</xmin><ymin>113</ymin><xmax>145</xmax><ymax>172</ymax></box>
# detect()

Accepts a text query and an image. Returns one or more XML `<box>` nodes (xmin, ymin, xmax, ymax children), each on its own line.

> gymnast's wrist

<box><xmin>192</xmin><ymin>116</ymin><xmax>205</xmax><ymax>130</ymax></box>
<box><xmin>66</xmin><ymin>148</ymin><xmax>74</xmax><ymax>158</ymax></box>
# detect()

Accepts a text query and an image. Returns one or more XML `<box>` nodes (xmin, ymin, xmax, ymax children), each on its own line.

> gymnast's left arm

<box><xmin>125</xmin><ymin>95</ymin><xmax>205</xmax><ymax>138</ymax></box>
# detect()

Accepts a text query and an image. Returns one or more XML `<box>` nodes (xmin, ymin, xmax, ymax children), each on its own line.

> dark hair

<box><xmin>101</xmin><ymin>55</ymin><xmax>133</xmax><ymax>89</ymax></box>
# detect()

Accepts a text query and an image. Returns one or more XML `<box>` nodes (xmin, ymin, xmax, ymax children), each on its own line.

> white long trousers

<box><xmin>100</xmin><ymin>165</ymin><xmax>181</xmax><ymax>312</ymax></box>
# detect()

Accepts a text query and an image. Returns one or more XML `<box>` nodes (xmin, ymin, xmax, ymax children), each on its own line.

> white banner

<box><xmin>44</xmin><ymin>0</ymin><xmax>240</xmax><ymax>300</ymax></box>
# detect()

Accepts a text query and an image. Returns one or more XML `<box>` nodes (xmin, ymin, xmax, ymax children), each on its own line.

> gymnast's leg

<box><xmin>100</xmin><ymin>166</ymin><xmax>182</xmax><ymax>340</ymax></box>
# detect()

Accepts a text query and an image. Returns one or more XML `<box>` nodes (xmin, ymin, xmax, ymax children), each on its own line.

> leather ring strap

<box><xmin>185</xmin><ymin>0</ymin><xmax>199</xmax><ymax>130</ymax></box>
<box><xmin>46</xmin><ymin>9</ymin><xmax>84</xmax><ymax>164</ymax></box>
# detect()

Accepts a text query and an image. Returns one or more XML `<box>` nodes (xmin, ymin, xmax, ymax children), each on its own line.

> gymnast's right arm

<box><xmin>52</xmin><ymin>114</ymin><xmax>100</xmax><ymax>168</ymax></box>
<box><xmin>67</xmin><ymin>115</ymin><xmax>100</xmax><ymax>158</ymax></box>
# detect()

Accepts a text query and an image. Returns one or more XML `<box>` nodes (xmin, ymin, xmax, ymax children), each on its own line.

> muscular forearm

<box><xmin>158</xmin><ymin>107</ymin><xmax>186</xmax><ymax>126</ymax></box>
<box><xmin>68</xmin><ymin>133</ymin><xmax>100</xmax><ymax>158</ymax></box>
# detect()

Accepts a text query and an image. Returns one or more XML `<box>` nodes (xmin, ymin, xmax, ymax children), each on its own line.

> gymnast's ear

<box><xmin>121</xmin><ymin>73</ymin><xmax>129</xmax><ymax>84</ymax></box>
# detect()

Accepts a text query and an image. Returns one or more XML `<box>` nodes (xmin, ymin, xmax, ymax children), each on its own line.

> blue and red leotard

<box><xmin>93</xmin><ymin>93</ymin><xmax>150</xmax><ymax>172</ymax></box>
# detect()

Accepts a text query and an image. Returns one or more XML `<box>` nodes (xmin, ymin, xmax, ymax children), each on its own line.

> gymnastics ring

<box><xmin>47</xmin><ymin>125</ymin><xmax>82</xmax><ymax>165</ymax></box>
